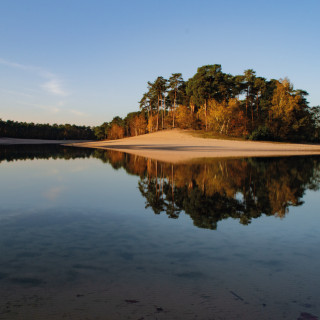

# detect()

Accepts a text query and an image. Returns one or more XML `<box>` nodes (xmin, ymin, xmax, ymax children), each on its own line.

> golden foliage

<box><xmin>271</xmin><ymin>79</ymin><xmax>301</xmax><ymax>119</ymax></box>
<box><xmin>147</xmin><ymin>115</ymin><xmax>157</xmax><ymax>133</ymax></box>
<box><xmin>109</xmin><ymin>124</ymin><xmax>125</xmax><ymax>140</ymax></box>
<box><xmin>269</xmin><ymin>78</ymin><xmax>305</xmax><ymax>139</ymax></box>
<box><xmin>206</xmin><ymin>98</ymin><xmax>244</xmax><ymax>135</ymax></box>
<box><xmin>130</xmin><ymin>114</ymin><xmax>147</xmax><ymax>136</ymax></box>
<box><xmin>175</xmin><ymin>105</ymin><xmax>194</xmax><ymax>129</ymax></box>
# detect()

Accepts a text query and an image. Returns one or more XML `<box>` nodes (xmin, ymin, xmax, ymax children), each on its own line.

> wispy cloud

<box><xmin>0</xmin><ymin>58</ymin><xmax>34</xmax><ymax>71</ymax></box>
<box><xmin>0</xmin><ymin>88</ymin><xmax>33</xmax><ymax>98</ymax></box>
<box><xmin>0</xmin><ymin>57</ymin><xmax>68</xmax><ymax>97</ymax></box>
<box><xmin>16</xmin><ymin>101</ymin><xmax>87</xmax><ymax>118</ymax></box>
<box><xmin>16</xmin><ymin>101</ymin><xmax>61</xmax><ymax>114</ymax></box>
<box><xmin>41</xmin><ymin>79</ymin><xmax>67</xmax><ymax>96</ymax></box>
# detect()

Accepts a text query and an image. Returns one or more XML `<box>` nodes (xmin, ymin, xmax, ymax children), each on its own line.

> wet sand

<box><xmin>69</xmin><ymin>129</ymin><xmax>320</xmax><ymax>163</ymax></box>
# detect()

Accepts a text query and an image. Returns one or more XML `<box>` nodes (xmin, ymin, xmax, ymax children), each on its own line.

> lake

<box><xmin>0</xmin><ymin>145</ymin><xmax>319</xmax><ymax>320</ymax></box>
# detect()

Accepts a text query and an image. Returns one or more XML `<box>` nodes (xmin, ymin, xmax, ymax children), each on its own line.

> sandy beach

<box><xmin>69</xmin><ymin>129</ymin><xmax>320</xmax><ymax>163</ymax></box>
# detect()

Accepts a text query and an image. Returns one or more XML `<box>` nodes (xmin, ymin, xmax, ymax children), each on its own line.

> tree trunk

<box><xmin>251</xmin><ymin>103</ymin><xmax>254</xmax><ymax>129</ymax></box>
<box><xmin>162</xmin><ymin>96</ymin><xmax>164</xmax><ymax>130</ymax></box>
<box><xmin>157</xmin><ymin>94</ymin><xmax>160</xmax><ymax>131</ymax></box>
<box><xmin>173</xmin><ymin>90</ymin><xmax>176</xmax><ymax>128</ymax></box>
<box><xmin>245</xmin><ymin>90</ymin><xmax>248</xmax><ymax>132</ymax></box>
<box><xmin>205</xmin><ymin>100</ymin><xmax>208</xmax><ymax>131</ymax></box>
<box><xmin>256</xmin><ymin>95</ymin><xmax>259</xmax><ymax>122</ymax></box>
<box><xmin>147</xmin><ymin>107</ymin><xmax>151</xmax><ymax>133</ymax></box>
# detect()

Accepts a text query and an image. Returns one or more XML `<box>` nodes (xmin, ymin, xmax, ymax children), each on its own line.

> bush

<box><xmin>249</xmin><ymin>126</ymin><xmax>274</xmax><ymax>141</ymax></box>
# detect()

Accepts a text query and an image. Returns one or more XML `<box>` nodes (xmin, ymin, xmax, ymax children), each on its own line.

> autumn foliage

<box><xmin>93</xmin><ymin>65</ymin><xmax>319</xmax><ymax>142</ymax></box>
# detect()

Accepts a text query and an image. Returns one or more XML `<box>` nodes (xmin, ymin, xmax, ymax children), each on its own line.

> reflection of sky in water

<box><xmin>0</xmin><ymin>158</ymin><xmax>143</xmax><ymax>212</ymax></box>
<box><xmin>0</xmin><ymin>153</ymin><xmax>319</xmax><ymax>319</ymax></box>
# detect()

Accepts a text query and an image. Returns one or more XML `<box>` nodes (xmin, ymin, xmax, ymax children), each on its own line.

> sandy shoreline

<box><xmin>68</xmin><ymin>129</ymin><xmax>320</xmax><ymax>163</ymax></box>
<box><xmin>0</xmin><ymin>138</ymin><xmax>92</xmax><ymax>145</ymax></box>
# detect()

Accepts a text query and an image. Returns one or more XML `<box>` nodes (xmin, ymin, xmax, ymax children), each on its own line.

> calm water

<box><xmin>0</xmin><ymin>145</ymin><xmax>319</xmax><ymax>320</ymax></box>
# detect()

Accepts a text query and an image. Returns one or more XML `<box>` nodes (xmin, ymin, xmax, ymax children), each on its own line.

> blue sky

<box><xmin>1</xmin><ymin>0</ymin><xmax>319</xmax><ymax>126</ymax></box>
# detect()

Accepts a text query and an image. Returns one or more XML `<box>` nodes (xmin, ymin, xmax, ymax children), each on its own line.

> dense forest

<box><xmin>0</xmin><ymin>119</ymin><xmax>96</xmax><ymax>140</ymax></box>
<box><xmin>95</xmin><ymin>64</ymin><xmax>320</xmax><ymax>142</ymax></box>
<box><xmin>1</xmin><ymin>64</ymin><xmax>319</xmax><ymax>142</ymax></box>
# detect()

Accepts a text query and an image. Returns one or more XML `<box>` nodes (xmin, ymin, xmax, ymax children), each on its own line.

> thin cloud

<box><xmin>0</xmin><ymin>57</ymin><xmax>33</xmax><ymax>71</ymax></box>
<box><xmin>0</xmin><ymin>88</ymin><xmax>33</xmax><ymax>98</ymax></box>
<box><xmin>42</xmin><ymin>79</ymin><xmax>67</xmax><ymax>96</ymax></box>
<box><xmin>17</xmin><ymin>101</ymin><xmax>87</xmax><ymax>118</ymax></box>
<box><xmin>16</xmin><ymin>101</ymin><xmax>61</xmax><ymax>114</ymax></box>
<box><xmin>0</xmin><ymin>57</ymin><xmax>69</xmax><ymax>97</ymax></box>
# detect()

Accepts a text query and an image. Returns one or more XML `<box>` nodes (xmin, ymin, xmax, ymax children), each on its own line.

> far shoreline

<box><xmin>0</xmin><ymin>138</ymin><xmax>93</xmax><ymax>145</ymax></box>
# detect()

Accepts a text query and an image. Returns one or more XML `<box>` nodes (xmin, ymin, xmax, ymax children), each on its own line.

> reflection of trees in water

<box><xmin>0</xmin><ymin>145</ymin><xmax>93</xmax><ymax>163</ymax></box>
<box><xmin>3</xmin><ymin>146</ymin><xmax>319</xmax><ymax>230</ymax></box>
<box><xmin>93</xmin><ymin>149</ymin><xmax>320</xmax><ymax>230</ymax></box>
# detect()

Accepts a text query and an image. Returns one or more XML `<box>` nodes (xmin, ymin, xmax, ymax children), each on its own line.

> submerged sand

<box><xmin>69</xmin><ymin>129</ymin><xmax>320</xmax><ymax>163</ymax></box>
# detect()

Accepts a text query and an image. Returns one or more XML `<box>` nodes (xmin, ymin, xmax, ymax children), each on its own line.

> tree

<box><xmin>310</xmin><ymin>106</ymin><xmax>320</xmax><ymax>141</ymax></box>
<box><xmin>168</xmin><ymin>73</ymin><xmax>184</xmax><ymax>128</ymax></box>
<box><xmin>175</xmin><ymin>105</ymin><xmax>194</xmax><ymax>129</ymax></box>
<box><xmin>243</xmin><ymin>69</ymin><xmax>256</xmax><ymax>132</ymax></box>
<box><xmin>187</xmin><ymin>64</ymin><xmax>228</xmax><ymax>131</ymax></box>
<box><xmin>94</xmin><ymin>122</ymin><xmax>109</xmax><ymax>140</ymax></box>
<box><xmin>269</xmin><ymin>79</ymin><xmax>312</xmax><ymax>140</ymax></box>
<box><xmin>206</xmin><ymin>98</ymin><xmax>241</xmax><ymax>135</ymax></box>
<box><xmin>108</xmin><ymin>123</ymin><xmax>125</xmax><ymax>140</ymax></box>
<box><xmin>129</xmin><ymin>113</ymin><xmax>147</xmax><ymax>136</ymax></box>
<box><xmin>253</xmin><ymin>77</ymin><xmax>267</xmax><ymax>125</ymax></box>
<box><xmin>147</xmin><ymin>77</ymin><xmax>167</xmax><ymax>131</ymax></box>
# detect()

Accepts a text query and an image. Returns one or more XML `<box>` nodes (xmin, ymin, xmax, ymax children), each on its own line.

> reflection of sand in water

<box><xmin>71</xmin><ymin>129</ymin><xmax>320</xmax><ymax>163</ymax></box>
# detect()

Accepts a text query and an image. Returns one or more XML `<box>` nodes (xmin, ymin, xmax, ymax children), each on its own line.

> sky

<box><xmin>1</xmin><ymin>0</ymin><xmax>320</xmax><ymax>126</ymax></box>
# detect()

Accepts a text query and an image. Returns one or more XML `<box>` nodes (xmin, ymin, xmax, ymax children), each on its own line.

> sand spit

<box><xmin>69</xmin><ymin>129</ymin><xmax>320</xmax><ymax>163</ymax></box>
<box><xmin>0</xmin><ymin>138</ymin><xmax>92</xmax><ymax>145</ymax></box>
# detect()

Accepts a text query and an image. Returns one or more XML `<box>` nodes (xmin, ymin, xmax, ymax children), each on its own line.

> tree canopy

<box><xmin>93</xmin><ymin>64</ymin><xmax>319</xmax><ymax>143</ymax></box>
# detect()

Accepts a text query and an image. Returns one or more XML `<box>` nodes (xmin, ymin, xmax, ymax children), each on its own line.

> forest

<box><xmin>0</xmin><ymin>119</ymin><xmax>95</xmax><ymax>140</ymax></box>
<box><xmin>1</xmin><ymin>64</ymin><xmax>320</xmax><ymax>142</ymax></box>
<box><xmin>95</xmin><ymin>64</ymin><xmax>320</xmax><ymax>142</ymax></box>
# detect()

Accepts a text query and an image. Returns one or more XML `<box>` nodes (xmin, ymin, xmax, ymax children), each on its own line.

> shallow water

<box><xmin>0</xmin><ymin>145</ymin><xmax>319</xmax><ymax>320</ymax></box>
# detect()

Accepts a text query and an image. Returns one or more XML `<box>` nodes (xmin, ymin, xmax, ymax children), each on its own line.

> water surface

<box><xmin>0</xmin><ymin>145</ymin><xmax>319</xmax><ymax>320</ymax></box>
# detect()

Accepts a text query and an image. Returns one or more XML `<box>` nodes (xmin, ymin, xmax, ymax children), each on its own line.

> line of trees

<box><xmin>2</xmin><ymin>64</ymin><xmax>319</xmax><ymax>142</ymax></box>
<box><xmin>95</xmin><ymin>64</ymin><xmax>320</xmax><ymax>142</ymax></box>
<box><xmin>0</xmin><ymin>119</ymin><xmax>96</xmax><ymax>140</ymax></box>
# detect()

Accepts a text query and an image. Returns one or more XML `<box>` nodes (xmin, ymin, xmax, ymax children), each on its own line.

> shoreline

<box><xmin>0</xmin><ymin>138</ymin><xmax>93</xmax><ymax>145</ymax></box>
<box><xmin>2</xmin><ymin>131</ymin><xmax>320</xmax><ymax>163</ymax></box>
<box><xmin>68</xmin><ymin>129</ymin><xmax>320</xmax><ymax>163</ymax></box>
